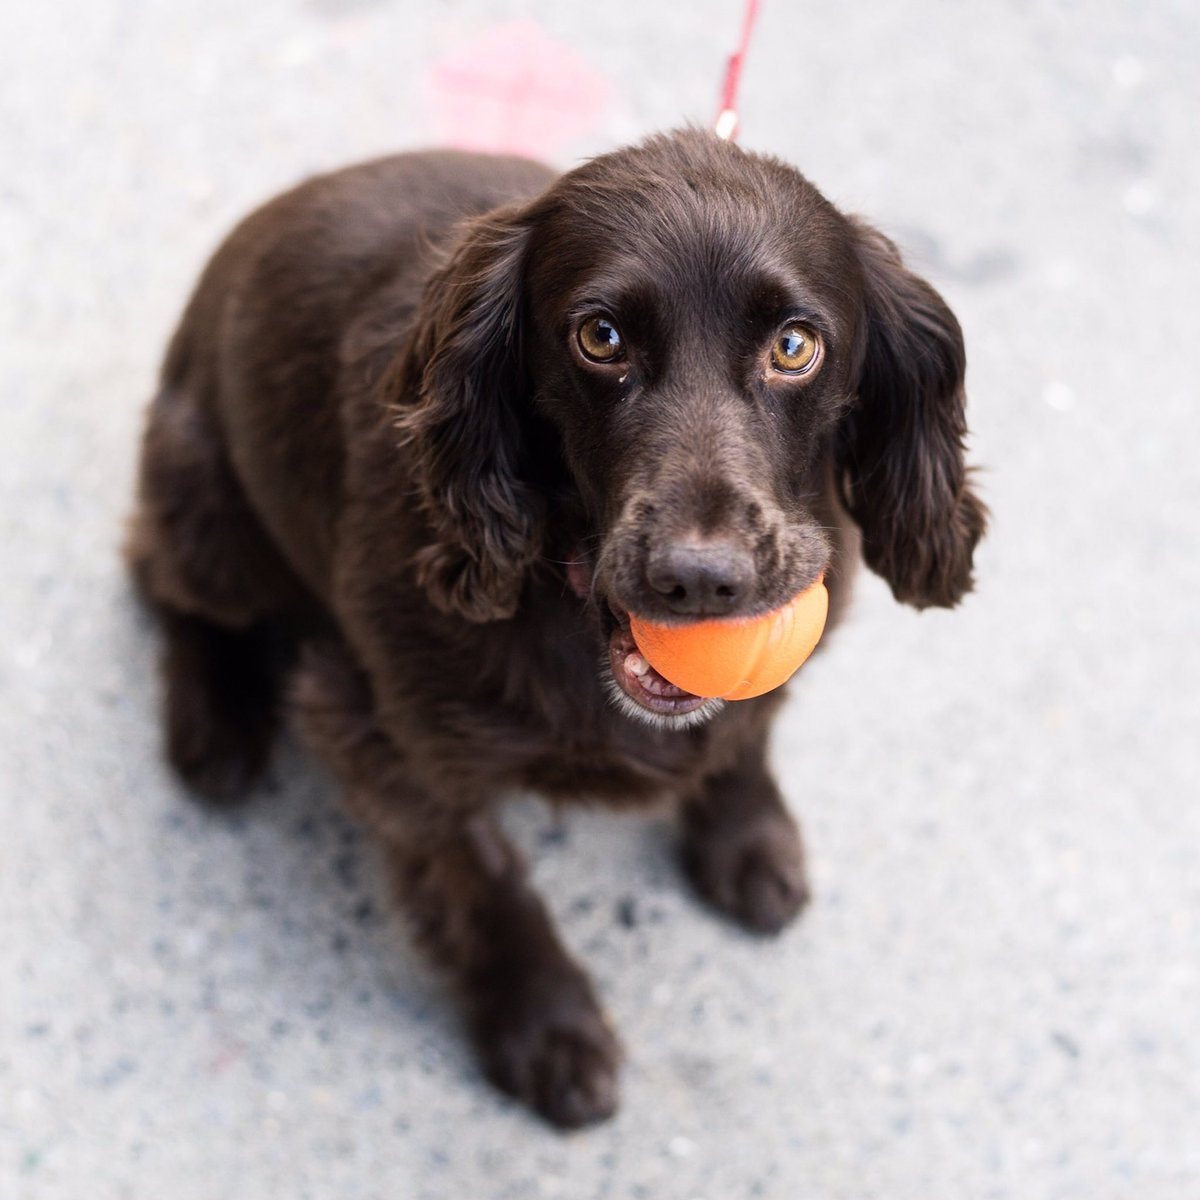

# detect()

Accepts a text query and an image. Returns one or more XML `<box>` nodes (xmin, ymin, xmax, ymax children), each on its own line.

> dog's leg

<box><xmin>679</xmin><ymin>735</ymin><xmax>810</xmax><ymax>935</ymax></box>
<box><xmin>392</xmin><ymin>818</ymin><xmax>621</xmax><ymax>1128</ymax></box>
<box><xmin>128</xmin><ymin>383</ymin><xmax>306</xmax><ymax>801</ymax></box>
<box><xmin>292</xmin><ymin>643</ymin><xmax>621</xmax><ymax>1129</ymax></box>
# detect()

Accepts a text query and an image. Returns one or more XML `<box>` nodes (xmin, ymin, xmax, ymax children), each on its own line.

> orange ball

<box><xmin>629</xmin><ymin>578</ymin><xmax>829</xmax><ymax>700</ymax></box>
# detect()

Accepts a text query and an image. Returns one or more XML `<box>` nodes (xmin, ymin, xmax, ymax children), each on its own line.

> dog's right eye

<box><xmin>577</xmin><ymin>316</ymin><xmax>624</xmax><ymax>363</ymax></box>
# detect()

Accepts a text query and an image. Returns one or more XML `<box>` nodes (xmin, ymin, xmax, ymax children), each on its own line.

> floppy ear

<box><xmin>395</xmin><ymin>206</ymin><xmax>544</xmax><ymax>622</ymax></box>
<box><xmin>838</xmin><ymin>220</ymin><xmax>987</xmax><ymax>608</ymax></box>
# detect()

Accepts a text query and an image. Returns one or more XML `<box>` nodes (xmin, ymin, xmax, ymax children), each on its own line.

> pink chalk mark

<box><xmin>427</xmin><ymin>19</ymin><xmax>613</xmax><ymax>157</ymax></box>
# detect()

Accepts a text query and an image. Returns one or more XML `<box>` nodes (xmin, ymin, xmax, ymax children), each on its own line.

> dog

<box><xmin>127</xmin><ymin>129</ymin><xmax>985</xmax><ymax>1128</ymax></box>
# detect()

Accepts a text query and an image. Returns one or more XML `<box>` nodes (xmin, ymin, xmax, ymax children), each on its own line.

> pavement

<box><xmin>2</xmin><ymin>1</ymin><xmax>1198</xmax><ymax>1197</ymax></box>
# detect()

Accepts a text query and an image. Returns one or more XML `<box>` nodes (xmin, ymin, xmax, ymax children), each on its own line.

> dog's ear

<box><xmin>395</xmin><ymin>205</ymin><xmax>543</xmax><ymax>622</ymax></box>
<box><xmin>837</xmin><ymin>219</ymin><xmax>987</xmax><ymax>608</ymax></box>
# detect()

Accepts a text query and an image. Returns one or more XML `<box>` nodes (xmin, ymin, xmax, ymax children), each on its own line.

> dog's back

<box><xmin>154</xmin><ymin>151</ymin><xmax>556</xmax><ymax>601</ymax></box>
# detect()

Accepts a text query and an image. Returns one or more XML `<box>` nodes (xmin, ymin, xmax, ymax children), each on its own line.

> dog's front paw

<box><xmin>475</xmin><ymin>979</ymin><xmax>622</xmax><ymax>1129</ymax></box>
<box><xmin>683</xmin><ymin>807</ymin><xmax>811</xmax><ymax>935</ymax></box>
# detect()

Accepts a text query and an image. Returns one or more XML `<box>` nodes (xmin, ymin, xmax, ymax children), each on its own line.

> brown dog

<box><xmin>128</xmin><ymin>130</ymin><xmax>985</xmax><ymax>1127</ymax></box>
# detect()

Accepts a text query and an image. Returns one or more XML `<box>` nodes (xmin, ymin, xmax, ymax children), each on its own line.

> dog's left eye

<box><xmin>771</xmin><ymin>324</ymin><xmax>821</xmax><ymax>374</ymax></box>
<box><xmin>577</xmin><ymin>316</ymin><xmax>624</xmax><ymax>363</ymax></box>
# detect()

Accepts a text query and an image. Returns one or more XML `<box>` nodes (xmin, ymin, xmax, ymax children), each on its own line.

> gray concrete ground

<box><xmin>3</xmin><ymin>1</ymin><xmax>1198</xmax><ymax>1197</ymax></box>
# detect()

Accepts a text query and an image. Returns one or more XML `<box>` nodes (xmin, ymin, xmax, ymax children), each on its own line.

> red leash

<box><xmin>713</xmin><ymin>0</ymin><xmax>762</xmax><ymax>141</ymax></box>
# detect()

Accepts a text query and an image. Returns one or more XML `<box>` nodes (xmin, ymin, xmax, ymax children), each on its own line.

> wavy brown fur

<box><xmin>127</xmin><ymin>130</ymin><xmax>985</xmax><ymax>1128</ymax></box>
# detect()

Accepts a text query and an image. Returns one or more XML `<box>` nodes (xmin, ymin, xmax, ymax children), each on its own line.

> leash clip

<box><xmin>714</xmin><ymin>108</ymin><xmax>739</xmax><ymax>142</ymax></box>
<box><xmin>713</xmin><ymin>0</ymin><xmax>761</xmax><ymax>142</ymax></box>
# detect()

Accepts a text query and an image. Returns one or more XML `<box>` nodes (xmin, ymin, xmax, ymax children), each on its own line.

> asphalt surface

<box><xmin>3</xmin><ymin>2</ymin><xmax>1198</xmax><ymax>1197</ymax></box>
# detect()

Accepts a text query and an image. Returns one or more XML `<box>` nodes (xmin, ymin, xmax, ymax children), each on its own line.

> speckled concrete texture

<box><xmin>3</xmin><ymin>2</ymin><xmax>1198</xmax><ymax>1197</ymax></box>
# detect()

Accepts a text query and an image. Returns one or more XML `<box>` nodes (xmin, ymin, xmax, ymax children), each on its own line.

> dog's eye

<box><xmin>577</xmin><ymin>316</ymin><xmax>624</xmax><ymax>363</ymax></box>
<box><xmin>771</xmin><ymin>325</ymin><xmax>820</xmax><ymax>374</ymax></box>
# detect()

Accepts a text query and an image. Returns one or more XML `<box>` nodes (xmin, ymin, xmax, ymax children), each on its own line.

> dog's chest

<box><xmin>520</xmin><ymin>705</ymin><xmax>706</xmax><ymax>804</ymax></box>
<box><xmin>504</xmin><ymin>607</ymin><xmax>709</xmax><ymax>804</ymax></box>
<box><xmin>517</xmin><ymin>725</ymin><xmax>703</xmax><ymax>807</ymax></box>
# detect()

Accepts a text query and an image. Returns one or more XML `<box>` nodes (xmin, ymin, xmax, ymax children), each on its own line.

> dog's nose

<box><xmin>646</xmin><ymin>539</ymin><xmax>755</xmax><ymax>616</ymax></box>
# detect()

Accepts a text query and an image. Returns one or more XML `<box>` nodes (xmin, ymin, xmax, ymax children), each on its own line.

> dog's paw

<box><xmin>162</xmin><ymin>617</ymin><xmax>281</xmax><ymax>803</ymax></box>
<box><xmin>477</xmin><ymin>986</ymin><xmax>622</xmax><ymax>1129</ymax></box>
<box><xmin>683</xmin><ymin>808</ymin><xmax>811</xmax><ymax>935</ymax></box>
<box><xmin>167</xmin><ymin>701</ymin><xmax>273</xmax><ymax>802</ymax></box>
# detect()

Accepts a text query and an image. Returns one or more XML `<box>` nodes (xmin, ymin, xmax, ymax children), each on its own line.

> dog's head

<box><xmin>398</xmin><ymin>131</ymin><xmax>985</xmax><ymax>726</ymax></box>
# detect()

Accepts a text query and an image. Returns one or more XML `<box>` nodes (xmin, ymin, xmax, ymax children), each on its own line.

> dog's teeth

<box><xmin>625</xmin><ymin>652</ymin><xmax>651</xmax><ymax>677</ymax></box>
<box><xmin>642</xmin><ymin>672</ymin><xmax>667</xmax><ymax>695</ymax></box>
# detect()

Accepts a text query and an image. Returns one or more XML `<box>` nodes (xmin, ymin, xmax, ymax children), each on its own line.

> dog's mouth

<box><xmin>567</xmin><ymin>549</ymin><xmax>723</xmax><ymax>727</ymax></box>
<box><xmin>601</xmin><ymin>601</ymin><xmax>728</xmax><ymax>729</ymax></box>
<box><xmin>605</xmin><ymin>602</ymin><xmax>710</xmax><ymax>716</ymax></box>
